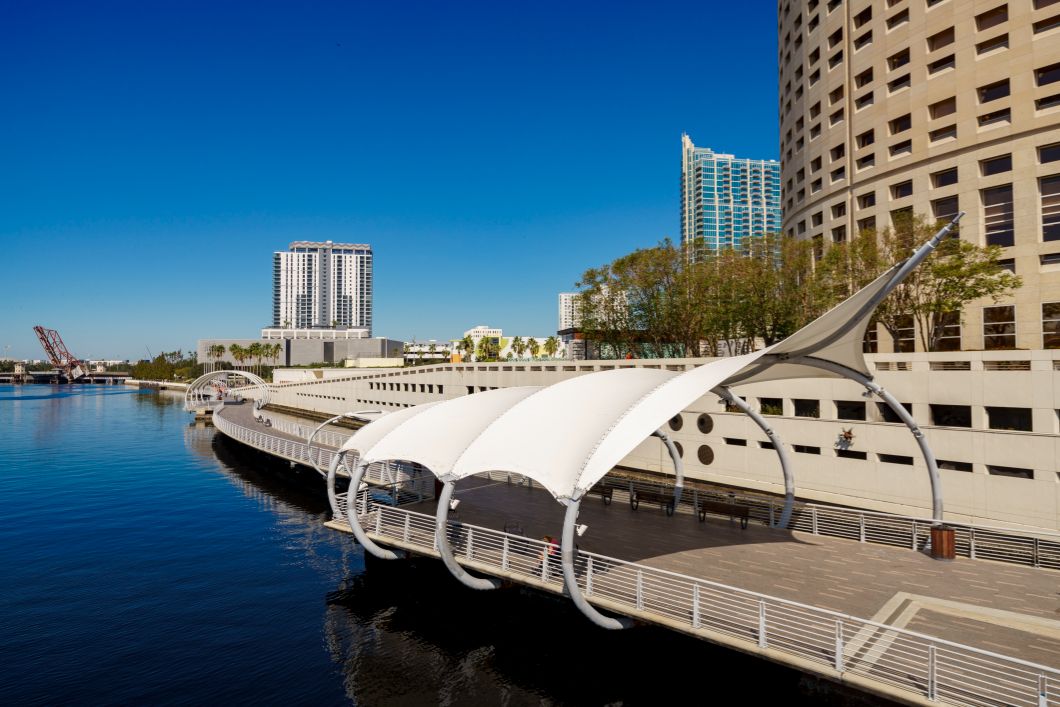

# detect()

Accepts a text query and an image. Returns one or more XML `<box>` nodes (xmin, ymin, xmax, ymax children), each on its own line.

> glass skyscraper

<box><xmin>680</xmin><ymin>134</ymin><xmax>782</xmax><ymax>258</ymax></box>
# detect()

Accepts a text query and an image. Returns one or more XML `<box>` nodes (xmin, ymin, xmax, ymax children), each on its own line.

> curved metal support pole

<box><xmin>308</xmin><ymin>413</ymin><xmax>345</xmax><ymax>477</ymax></box>
<box><xmin>346</xmin><ymin>461</ymin><xmax>403</xmax><ymax>560</ymax></box>
<box><xmin>327</xmin><ymin>450</ymin><xmax>344</xmax><ymax>517</ymax></box>
<box><xmin>651</xmin><ymin>430</ymin><xmax>684</xmax><ymax>506</ymax></box>
<box><xmin>713</xmin><ymin>387</ymin><xmax>796</xmax><ymax>529</ymax></box>
<box><xmin>434</xmin><ymin>481</ymin><xmax>500</xmax><ymax>590</ymax></box>
<box><xmin>561</xmin><ymin>499</ymin><xmax>633</xmax><ymax>630</ymax></box>
<box><xmin>794</xmin><ymin>356</ymin><xmax>944</xmax><ymax>524</ymax></box>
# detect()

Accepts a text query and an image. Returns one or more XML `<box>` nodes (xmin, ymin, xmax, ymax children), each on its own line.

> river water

<box><xmin>0</xmin><ymin>385</ymin><xmax>887</xmax><ymax>705</ymax></box>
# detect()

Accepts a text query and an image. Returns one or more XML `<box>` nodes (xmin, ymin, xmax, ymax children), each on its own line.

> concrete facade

<box><xmin>778</xmin><ymin>0</ymin><xmax>1060</xmax><ymax>351</ymax></box>
<box><xmin>197</xmin><ymin>336</ymin><xmax>403</xmax><ymax>368</ymax></box>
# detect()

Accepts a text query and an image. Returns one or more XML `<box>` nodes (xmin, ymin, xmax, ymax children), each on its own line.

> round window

<box><xmin>697</xmin><ymin>445</ymin><xmax>714</xmax><ymax>465</ymax></box>
<box><xmin>668</xmin><ymin>414</ymin><xmax>684</xmax><ymax>432</ymax></box>
<box><xmin>673</xmin><ymin>441</ymin><xmax>683</xmax><ymax>458</ymax></box>
<box><xmin>697</xmin><ymin>413</ymin><xmax>714</xmax><ymax>434</ymax></box>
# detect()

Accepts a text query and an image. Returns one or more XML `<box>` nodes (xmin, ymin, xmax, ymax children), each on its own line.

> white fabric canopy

<box><xmin>340</xmin><ymin>257</ymin><xmax>906</xmax><ymax>500</ymax></box>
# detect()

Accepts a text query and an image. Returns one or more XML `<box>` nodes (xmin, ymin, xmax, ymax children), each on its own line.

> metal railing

<box><xmin>349</xmin><ymin>501</ymin><xmax>1060</xmax><ymax>707</ymax></box>
<box><xmin>215</xmin><ymin>414</ymin><xmax>1060</xmax><ymax>571</ymax></box>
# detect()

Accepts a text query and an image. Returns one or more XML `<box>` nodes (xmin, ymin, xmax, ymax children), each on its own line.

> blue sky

<box><xmin>0</xmin><ymin>1</ymin><xmax>779</xmax><ymax>360</ymax></box>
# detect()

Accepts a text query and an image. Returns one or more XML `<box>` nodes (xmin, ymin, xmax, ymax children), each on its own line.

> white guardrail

<box><xmin>212</xmin><ymin>411</ymin><xmax>1060</xmax><ymax>571</ymax></box>
<box><xmin>345</xmin><ymin>500</ymin><xmax>1060</xmax><ymax>707</ymax></box>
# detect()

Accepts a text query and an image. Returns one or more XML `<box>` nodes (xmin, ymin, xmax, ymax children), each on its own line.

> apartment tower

<box><xmin>272</xmin><ymin>241</ymin><xmax>373</xmax><ymax>333</ymax></box>
<box><xmin>680</xmin><ymin>134</ymin><xmax>783</xmax><ymax>258</ymax></box>
<box><xmin>778</xmin><ymin>0</ymin><xmax>1060</xmax><ymax>351</ymax></box>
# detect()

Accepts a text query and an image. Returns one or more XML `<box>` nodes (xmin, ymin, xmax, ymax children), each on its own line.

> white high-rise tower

<box><xmin>272</xmin><ymin>241</ymin><xmax>373</xmax><ymax>333</ymax></box>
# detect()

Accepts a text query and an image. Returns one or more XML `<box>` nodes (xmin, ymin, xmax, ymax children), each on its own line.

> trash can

<box><xmin>930</xmin><ymin>525</ymin><xmax>956</xmax><ymax>560</ymax></box>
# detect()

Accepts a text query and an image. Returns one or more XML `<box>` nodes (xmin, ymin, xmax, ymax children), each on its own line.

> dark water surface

<box><xmin>0</xmin><ymin>386</ymin><xmax>888</xmax><ymax>706</ymax></box>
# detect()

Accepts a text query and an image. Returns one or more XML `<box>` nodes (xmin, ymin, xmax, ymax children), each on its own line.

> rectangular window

<box><xmin>1042</xmin><ymin>175</ymin><xmax>1060</xmax><ymax>241</ymax></box>
<box><xmin>931</xmin><ymin>404</ymin><xmax>972</xmax><ymax>427</ymax></box>
<box><xmin>836</xmin><ymin>449</ymin><xmax>868</xmax><ymax>460</ymax></box>
<box><xmin>1035</xmin><ymin>94</ymin><xmax>1060</xmax><ymax>111</ymax></box>
<box><xmin>863</xmin><ymin>325</ymin><xmax>879</xmax><ymax>353</ymax></box>
<box><xmin>1041</xmin><ymin>143</ymin><xmax>1060</xmax><ymax>164</ymax></box>
<box><xmin>828</xmin><ymin>28</ymin><xmax>843</xmax><ymax>48</ymax></box>
<box><xmin>855</xmin><ymin>68</ymin><xmax>873</xmax><ymax>88</ymax></box>
<box><xmin>856</xmin><ymin>129</ymin><xmax>875</xmax><ymax>148</ymax></box>
<box><xmin>932</xmin><ymin>196</ymin><xmax>960</xmax><ymax>224</ymax></box>
<box><xmin>879</xmin><ymin>453</ymin><xmax>914</xmax><ymax>465</ymax></box>
<box><xmin>929</xmin><ymin>97</ymin><xmax>956</xmax><ymax>119</ymax></box>
<box><xmin>877</xmin><ymin>401</ymin><xmax>912</xmax><ymax>423</ymax></box>
<box><xmin>831</xmin><ymin>143</ymin><xmax>846</xmax><ymax>160</ymax></box>
<box><xmin>888</xmin><ymin>48</ymin><xmax>910</xmax><ymax>70</ymax></box>
<box><xmin>983</xmin><ymin>304</ymin><xmax>1016</xmax><ymax>349</ymax></box>
<box><xmin>853</xmin><ymin>6</ymin><xmax>872</xmax><ymax>28</ymax></box>
<box><xmin>857</xmin><ymin>191</ymin><xmax>875</xmax><ymax>208</ymax></box>
<box><xmin>939</xmin><ymin>460</ymin><xmax>973</xmax><ymax>472</ymax></box>
<box><xmin>987</xmin><ymin>406</ymin><xmax>1032</xmax><ymax>431</ymax></box>
<box><xmin>759</xmin><ymin>398</ymin><xmax>783</xmax><ymax>415</ymax></box>
<box><xmin>987</xmin><ymin>465</ymin><xmax>1033</xmax><ymax>479</ymax></box>
<box><xmin>855</xmin><ymin>92</ymin><xmax>874</xmax><ymax>109</ymax></box>
<box><xmin>831</xmin><ymin>202</ymin><xmax>846</xmax><ymax>218</ymax></box>
<box><xmin>1038</xmin><ymin>62</ymin><xmax>1060</xmax><ymax>87</ymax></box>
<box><xmin>932</xmin><ymin>167</ymin><xmax>958</xmax><ymax>187</ymax></box>
<box><xmin>831</xmin><ymin>166</ymin><xmax>846</xmax><ymax>182</ymax></box>
<box><xmin>836</xmin><ymin>400</ymin><xmax>866</xmax><ymax>420</ymax></box>
<box><xmin>927</xmin><ymin>27</ymin><xmax>955</xmax><ymax>51</ymax></box>
<box><xmin>1043</xmin><ymin>302</ymin><xmax>1060</xmax><ymax>348</ymax></box>
<box><xmin>978</xmin><ymin>79</ymin><xmax>1010</xmax><ymax>103</ymax></box>
<box><xmin>931</xmin><ymin>311</ymin><xmax>962</xmax><ymax>351</ymax></box>
<box><xmin>832</xmin><ymin>225</ymin><xmax>847</xmax><ymax>242</ymax></box>
<box><xmin>794</xmin><ymin>399</ymin><xmax>820</xmax><ymax>417</ymax></box>
<box><xmin>980</xmin><ymin>154</ymin><xmax>1012</xmax><ymax>176</ymax></box>
<box><xmin>978</xmin><ymin>33</ymin><xmax>1009</xmax><ymax>56</ymax></box>
<box><xmin>888</xmin><ymin>74</ymin><xmax>911</xmax><ymax>92</ymax></box>
<box><xmin>1034</xmin><ymin>15</ymin><xmax>1060</xmax><ymax>33</ymax></box>
<box><xmin>889</xmin><ymin>114</ymin><xmax>912</xmax><ymax>134</ymax></box>
<box><xmin>891</xmin><ymin>180</ymin><xmax>913</xmax><ymax>198</ymax></box>
<box><xmin>854</xmin><ymin>31</ymin><xmax>873</xmax><ymax>49</ymax></box>
<box><xmin>724</xmin><ymin>438</ymin><xmax>748</xmax><ymax>446</ymax></box>
<box><xmin>794</xmin><ymin>445</ymin><xmax>821</xmax><ymax>455</ymax></box>
<box><xmin>976</xmin><ymin>5</ymin><xmax>1008</xmax><ymax>31</ymax></box>
<box><xmin>982</xmin><ymin>185</ymin><xmax>1014</xmax><ymax>247</ymax></box>
<box><xmin>829</xmin><ymin>51</ymin><xmax>844</xmax><ymax>69</ymax></box>
<box><xmin>890</xmin><ymin>140</ymin><xmax>912</xmax><ymax>157</ymax></box>
<box><xmin>887</xmin><ymin>8</ymin><xmax>909</xmax><ymax>28</ymax></box>
<box><xmin>857</xmin><ymin>216</ymin><xmax>876</xmax><ymax>233</ymax></box>
<box><xmin>893</xmin><ymin>313</ymin><xmax>915</xmax><ymax>352</ymax></box>
<box><xmin>978</xmin><ymin>108</ymin><xmax>1011</xmax><ymax>127</ymax></box>
<box><xmin>856</xmin><ymin>154</ymin><xmax>876</xmax><ymax>169</ymax></box>
<box><xmin>928</xmin><ymin>55</ymin><xmax>956</xmax><ymax>74</ymax></box>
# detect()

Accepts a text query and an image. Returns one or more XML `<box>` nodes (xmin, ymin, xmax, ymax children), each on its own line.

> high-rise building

<box><xmin>272</xmin><ymin>241</ymin><xmax>373</xmax><ymax>333</ymax></box>
<box><xmin>778</xmin><ymin>0</ymin><xmax>1060</xmax><ymax>351</ymax></box>
<box><xmin>558</xmin><ymin>292</ymin><xmax>582</xmax><ymax>331</ymax></box>
<box><xmin>680</xmin><ymin>134</ymin><xmax>783</xmax><ymax>257</ymax></box>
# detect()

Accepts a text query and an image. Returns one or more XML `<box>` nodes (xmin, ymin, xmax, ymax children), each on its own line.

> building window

<box><xmin>939</xmin><ymin>460</ymin><xmax>973</xmax><ymax>472</ymax></box>
<box><xmin>856</xmin><ymin>154</ymin><xmax>876</xmax><ymax>170</ymax></box>
<box><xmin>987</xmin><ymin>466</ymin><xmax>1034</xmax><ymax>479</ymax></box>
<box><xmin>1041</xmin><ymin>143</ymin><xmax>1060</xmax><ymax>164</ymax></box>
<box><xmin>812</xmin><ymin>211</ymin><xmax>823</xmax><ymax>227</ymax></box>
<box><xmin>857</xmin><ymin>216</ymin><xmax>876</xmax><ymax>233</ymax></box>
<box><xmin>889</xmin><ymin>114</ymin><xmax>912</xmax><ymax>134</ymax></box>
<box><xmin>1043</xmin><ymin>302</ymin><xmax>1060</xmax><ymax>348</ymax></box>
<box><xmin>978</xmin><ymin>79</ymin><xmax>1010</xmax><ymax>103</ymax></box>
<box><xmin>794</xmin><ymin>399</ymin><xmax>820</xmax><ymax>417</ymax></box>
<box><xmin>794</xmin><ymin>445</ymin><xmax>821</xmax><ymax>455</ymax></box>
<box><xmin>863</xmin><ymin>325</ymin><xmax>879</xmax><ymax>352</ymax></box>
<box><xmin>932</xmin><ymin>196</ymin><xmax>960</xmax><ymax>224</ymax></box>
<box><xmin>856</xmin><ymin>129</ymin><xmax>875</xmax><ymax>148</ymax></box>
<box><xmin>927</xmin><ymin>27</ymin><xmax>955</xmax><ymax>51</ymax></box>
<box><xmin>929</xmin><ymin>125</ymin><xmax>958</xmax><ymax>143</ymax></box>
<box><xmin>877</xmin><ymin>401</ymin><xmax>912</xmax><ymax>423</ymax></box>
<box><xmin>836</xmin><ymin>400</ymin><xmax>866</xmax><ymax>420</ymax></box>
<box><xmin>832</xmin><ymin>225</ymin><xmax>847</xmax><ymax>242</ymax></box>
<box><xmin>890</xmin><ymin>140</ymin><xmax>912</xmax><ymax>157</ymax></box>
<box><xmin>986</xmin><ymin>406</ymin><xmax>1033</xmax><ymax>432</ymax></box>
<box><xmin>931</xmin><ymin>404</ymin><xmax>972</xmax><ymax>427</ymax></box>
<box><xmin>836</xmin><ymin>449</ymin><xmax>868</xmax><ymax>460</ymax></box>
<box><xmin>855</xmin><ymin>92</ymin><xmax>874</xmax><ymax>110</ymax></box>
<box><xmin>978</xmin><ymin>108</ymin><xmax>1011</xmax><ymax>127</ymax></box>
<box><xmin>975</xmin><ymin>5</ymin><xmax>1008</xmax><ymax>31</ymax></box>
<box><xmin>830</xmin><ymin>143</ymin><xmax>846</xmax><ymax>161</ymax></box>
<box><xmin>932</xmin><ymin>167</ymin><xmax>958</xmax><ymax>187</ymax></box>
<box><xmin>983</xmin><ymin>305</ymin><xmax>1016</xmax><ymax>349</ymax></box>
<box><xmin>980</xmin><ymin>154</ymin><xmax>1012</xmax><ymax>176</ymax></box>
<box><xmin>927</xmin><ymin>55</ymin><xmax>956</xmax><ymax>74</ymax></box>
<box><xmin>879</xmin><ymin>453</ymin><xmax>914</xmax><ymax>465</ymax></box>
<box><xmin>888</xmin><ymin>74</ymin><xmax>911</xmax><ymax>92</ymax></box>
<box><xmin>976</xmin><ymin>34</ymin><xmax>1008</xmax><ymax>54</ymax></box>
<box><xmin>929</xmin><ymin>97</ymin><xmax>957</xmax><ymax>120</ymax></box>
<box><xmin>1035</xmin><ymin>15</ymin><xmax>1060</xmax><ymax>33</ymax></box>
<box><xmin>887</xmin><ymin>48</ymin><xmax>910</xmax><ymax>70</ymax></box>
<box><xmin>855</xmin><ymin>68</ymin><xmax>873</xmax><ymax>88</ymax></box>
<box><xmin>1042</xmin><ymin>175</ymin><xmax>1060</xmax><ymax>241</ymax></box>
<box><xmin>982</xmin><ymin>185</ymin><xmax>1014</xmax><ymax>246</ymax></box>
<box><xmin>893</xmin><ymin>314</ymin><xmax>915</xmax><ymax>352</ymax></box>
<box><xmin>1037</xmin><ymin>62</ymin><xmax>1060</xmax><ymax>87</ymax></box>
<box><xmin>934</xmin><ymin>311</ymin><xmax>962</xmax><ymax>351</ymax></box>
<box><xmin>891</xmin><ymin>180</ymin><xmax>913</xmax><ymax>199</ymax></box>
<box><xmin>724</xmin><ymin>438</ymin><xmax>748</xmax><ymax>446</ymax></box>
<box><xmin>887</xmin><ymin>8</ymin><xmax>910</xmax><ymax>28</ymax></box>
<box><xmin>759</xmin><ymin>398</ymin><xmax>783</xmax><ymax>415</ymax></box>
<box><xmin>831</xmin><ymin>202</ymin><xmax>846</xmax><ymax>218</ymax></box>
<box><xmin>854</xmin><ymin>31</ymin><xmax>873</xmax><ymax>49</ymax></box>
<box><xmin>857</xmin><ymin>191</ymin><xmax>875</xmax><ymax>208</ymax></box>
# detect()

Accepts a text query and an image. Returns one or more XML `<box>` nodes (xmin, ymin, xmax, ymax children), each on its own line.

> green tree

<box><xmin>543</xmin><ymin>335</ymin><xmax>559</xmax><ymax>358</ymax></box>
<box><xmin>459</xmin><ymin>335</ymin><xmax>475</xmax><ymax>362</ymax></box>
<box><xmin>229</xmin><ymin>344</ymin><xmax>245</xmax><ymax>370</ymax></box>
<box><xmin>526</xmin><ymin>337</ymin><xmax>539</xmax><ymax>359</ymax></box>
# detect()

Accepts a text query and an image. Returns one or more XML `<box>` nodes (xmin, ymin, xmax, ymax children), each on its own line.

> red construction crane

<box><xmin>33</xmin><ymin>325</ymin><xmax>85</xmax><ymax>380</ymax></box>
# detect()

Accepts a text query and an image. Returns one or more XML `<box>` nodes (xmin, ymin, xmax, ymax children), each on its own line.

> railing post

<box><xmin>834</xmin><ymin>619</ymin><xmax>844</xmax><ymax>672</ymax></box>
<box><xmin>812</xmin><ymin>506</ymin><xmax>819</xmax><ymax>535</ymax></box>
<box><xmin>374</xmin><ymin>507</ymin><xmax>382</xmax><ymax>535</ymax></box>
<box><xmin>928</xmin><ymin>643</ymin><xmax>937</xmax><ymax>701</ymax></box>
<box><xmin>1040</xmin><ymin>674</ymin><xmax>1049</xmax><ymax>707</ymax></box>
<box><xmin>502</xmin><ymin>536</ymin><xmax>510</xmax><ymax>570</ymax></box>
<box><xmin>859</xmin><ymin>513</ymin><xmax>866</xmax><ymax>543</ymax></box>
<box><xmin>1034</xmin><ymin>537</ymin><xmax>1040</xmax><ymax>568</ymax></box>
<box><xmin>635</xmin><ymin>569</ymin><xmax>644</xmax><ymax>610</ymax></box>
<box><xmin>769</xmin><ymin>501</ymin><xmax>775</xmax><ymax>528</ymax></box>
<box><xmin>912</xmin><ymin>520</ymin><xmax>918</xmax><ymax>550</ymax></box>
<box><xmin>540</xmin><ymin>547</ymin><xmax>548</xmax><ymax>582</ymax></box>
<box><xmin>692</xmin><ymin>583</ymin><xmax>701</xmax><ymax>629</ymax></box>
<box><xmin>403</xmin><ymin>513</ymin><xmax>410</xmax><ymax>542</ymax></box>
<box><xmin>466</xmin><ymin>527</ymin><xmax>474</xmax><ymax>560</ymax></box>
<box><xmin>758</xmin><ymin>601</ymin><xmax>768</xmax><ymax>649</ymax></box>
<box><xmin>969</xmin><ymin>527</ymin><xmax>977</xmax><ymax>559</ymax></box>
<box><xmin>586</xmin><ymin>556</ymin><xmax>594</xmax><ymax>596</ymax></box>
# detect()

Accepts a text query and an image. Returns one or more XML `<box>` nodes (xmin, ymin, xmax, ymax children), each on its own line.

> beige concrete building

<box><xmin>779</xmin><ymin>0</ymin><xmax>1060</xmax><ymax>351</ymax></box>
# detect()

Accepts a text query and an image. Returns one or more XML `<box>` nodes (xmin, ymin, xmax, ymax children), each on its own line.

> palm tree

<box><xmin>543</xmin><ymin>336</ymin><xmax>559</xmax><ymax>359</ymax></box>
<box><xmin>228</xmin><ymin>344</ymin><xmax>244</xmax><ymax>371</ymax></box>
<box><xmin>271</xmin><ymin>342</ymin><xmax>283</xmax><ymax>368</ymax></box>
<box><xmin>526</xmin><ymin>337</ymin><xmax>539</xmax><ymax>359</ymax></box>
<box><xmin>459</xmin><ymin>335</ymin><xmax>475</xmax><ymax>362</ymax></box>
<box><xmin>511</xmin><ymin>336</ymin><xmax>525</xmax><ymax>359</ymax></box>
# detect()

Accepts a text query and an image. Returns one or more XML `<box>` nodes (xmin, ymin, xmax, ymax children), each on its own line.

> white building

<box><xmin>558</xmin><ymin>292</ymin><xmax>582</xmax><ymax>331</ymax></box>
<box><xmin>453</xmin><ymin>325</ymin><xmax>564</xmax><ymax>361</ymax></box>
<box><xmin>272</xmin><ymin>241</ymin><xmax>373</xmax><ymax>333</ymax></box>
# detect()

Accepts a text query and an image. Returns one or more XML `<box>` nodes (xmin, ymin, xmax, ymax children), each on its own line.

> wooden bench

<box><xmin>630</xmin><ymin>488</ymin><xmax>675</xmax><ymax>516</ymax></box>
<box><xmin>585</xmin><ymin>485</ymin><xmax>613</xmax><ymax>505</ymax></box>
<box><xmin>698</xmin><ymin>500</ymin><xmax>749</xmax><ymax>528</ymax></box>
